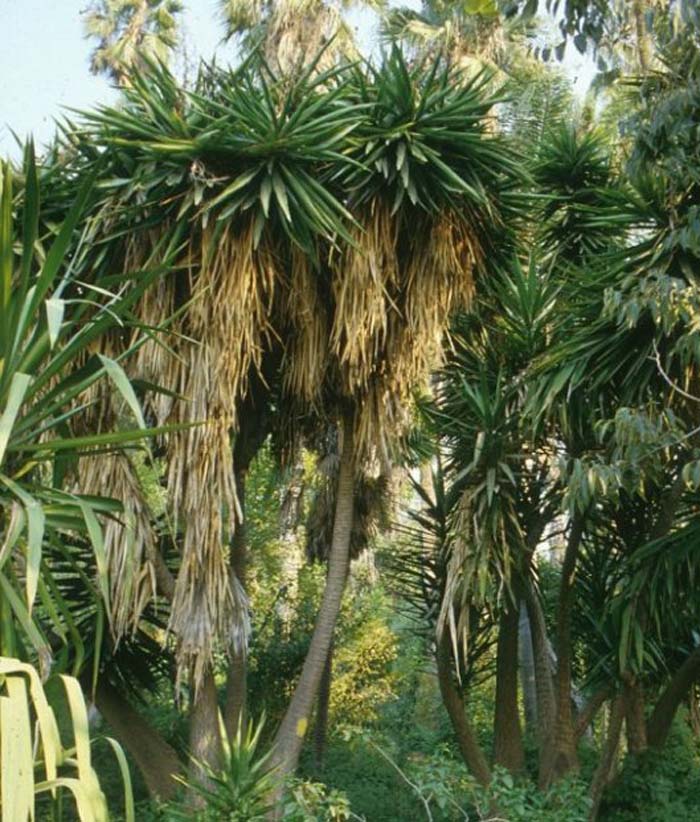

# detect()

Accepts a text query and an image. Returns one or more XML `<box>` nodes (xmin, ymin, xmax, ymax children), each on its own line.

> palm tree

<box><xmin>383</xmin><ymin>0</ymin><xmax>522</xmax><ymax>76</ymax></box>
<box><xmin>83</xmin><ymin>0</ymin><xmax>183</xmax><ymax>85</ymax></box>
<box><xmin>218</xmin><ymin>0</ymin><xmax>387</xmax><ymax>74</ymax></box>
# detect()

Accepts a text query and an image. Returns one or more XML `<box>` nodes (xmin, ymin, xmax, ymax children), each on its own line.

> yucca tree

<box><xmin>390</xmin><ymin>460</ymin><xmax>496</xmax><ymax>786</ymax></box>
<box><xmin>271</xmin><ymin>49</ymin><xmax>523</xmax><ymax>779</ymax></box>
<box><xmin>83</xmin><ymin>0</ymin><xmax>183</xmax><ymax>85</ymax></box>
<box><xmin>39</xmin><ymin>46</ymin><xmax>522</xmax><ymax>793</ymax></box>
<box><xmin>525</xmin><ymin>41</ymin><xmax>700</xmax><ymax>803</ymax></box>
<box><xmin>409</xmin><ymin>257</ymin><xmax>564</xmax><ymax>781</ymax></box>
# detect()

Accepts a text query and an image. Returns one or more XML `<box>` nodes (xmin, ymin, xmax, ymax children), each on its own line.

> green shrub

<box><xmin>600</xmin><ymin>716</ymin><xmax>700</xmax><ymax>822</ymax></box>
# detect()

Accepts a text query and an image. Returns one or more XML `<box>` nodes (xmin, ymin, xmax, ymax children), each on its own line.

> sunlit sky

<box><xmin>0</xmin><ymin>1</ymin><xmax>595</xmax><ymax>161</ymax></box>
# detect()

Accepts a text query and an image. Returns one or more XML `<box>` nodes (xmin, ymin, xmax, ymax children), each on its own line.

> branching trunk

<box><xmin>93</xmin><ymin>678</ymin><xmax>182</xmax><ymax>801</ymax></box>
<box><xmin>313</xmin><ymin>641</ymin><xmax>334</xmax><ymax>774</ymax></box>
<box><xmin>494</xmin><ymin>599</ymin><xmax>524</xmax><ymax>773</ymax></box>
<box><xmin>270</xmin><ymin>410</ymin><xmax>356</xmax><ymax>779</ymax></box>
<box><xmin>589</xmin><ymin>693</ymin><xmax>625</xmax><ymax>822</ymax></box>
<box><xmin>436</xmin><ymin>632</ymin><xmax>491</xmax><ymax>787</ymax></box>
<box><xmin>648</xmin><ymin>647</ymin><xmax>700</xmax><ymax>749</ymax></box>
<box><xmin>546</xmin><ymin>515</ymin><xmax>584</xmax><ymax>785</ymax></box>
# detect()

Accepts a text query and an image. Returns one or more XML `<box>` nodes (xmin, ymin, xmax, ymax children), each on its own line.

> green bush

<box><xmin>600</xmin><ymin>717</ymin><xmax>700</xmax><ymax>822</ymax></box>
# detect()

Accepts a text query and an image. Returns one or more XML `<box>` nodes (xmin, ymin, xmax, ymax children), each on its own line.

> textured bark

<box><xmin>632</xmin><ymin>0</ymin><xmax>653</xmax><ymax>72</ymax></box>
<box><xmin>524</xmin><ymin>582</ymin><xmax>556</xmax><ymax>785</ymax></box>
<box><xmin>271</xmin><ymin>411</ymin><xmax>356</xmax><ymax>779</ymax></box>
<box><xmin>93</xmin><ymin>678</ymin><xmax>182</xmax><ymax>801</ymax></box>
<box><xmin>493</xmin><ymin>600</ymin><xmax>524</xmax><ymax>773</ymax></box>
<box><xmin>624</xmin><ymin>680</ymin><xmax>647</xmax><ymax>755</ymax></box>
<box><xmin>313</xmin><ymin>642</ymin><xmax>334</xmax><ymax>774</ymax></box>
<box><xmin>225</xmin><ymin>467</ymin><xmax>248</xmax><ymax>740</ymax></box>
<box><xmin>589</xmin><ymin>693</ymin><xmax>625</xmax><ymax>822</ymax></box>
<box><xmin>189</xmin><ymin>667</ymin><xmax>222</xmax><ymax>780</ymax></box>
<box><xmin>546</xmin><ymin>516</ymin><xmax>584</xmax><ymax>785</ymax></box>
<box><xmin>518</xmin><ymin>600</ymin><xmax>538</xmax><ymax>730</ymax></box>
<box><xmin>224</xmin><ymin>397</ymin><xmax>271</xmax><ymax>739</ymax></box>
<box><xmin>436</xmin><ymin>632</ymin><xmax>491</xmax><ymax>787</ymax></box>
<box><xmin>648</xmin><ymin>648</ymin><xmax>700</xmax><ymax>749</ymax></box>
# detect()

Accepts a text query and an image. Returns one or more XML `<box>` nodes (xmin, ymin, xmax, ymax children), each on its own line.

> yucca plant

<box><xmin>173</xmin><ymin>715</ymin><xmax>278</xmax><ymax>821</ymax></box>
<box><xmin>0</xmin><ymin>656</ymin><xmax>134</xmax><ymax>822</ymax></box>
<box><xmin>37</xmin><ymin>47</ymin><xmax>526</xmax><ymax>790</ymax></box>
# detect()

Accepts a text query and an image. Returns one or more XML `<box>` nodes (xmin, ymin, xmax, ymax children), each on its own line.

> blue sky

<box><xmin>0</xmin><ymin>0</ymin><xmax>383</xmax><ymax>159</ymax></box>
<box><xmin>0</xmin><ymin>1</ymin><xmax>593</xmax><ymax>160</ymax></box>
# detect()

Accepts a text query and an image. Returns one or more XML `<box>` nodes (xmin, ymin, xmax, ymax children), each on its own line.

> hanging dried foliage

<box><xmin>164</xmin><ymin>221</ymin><xmax>279</xmax><ymax>678</ymax></box>
<box><xmin>281</xmin><ymin>247</ymin><xmax>329</xmax><ymax>403</ymax></box>
<box><xmin>60</xmin><ymin>46</ymin><xmax>523</xmax><ymax>689</ymax></box>
<box><xmin>79</xmin><ymin>452</ymin><xmax>159</xmax><ymax>637</ymax></box>
<box><xmin>330</xmin><ymin>204</ymin><xmax>398</xmax><ymax>396</ymax></box>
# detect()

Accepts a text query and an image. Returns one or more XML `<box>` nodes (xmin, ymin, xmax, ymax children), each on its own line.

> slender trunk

<box><xmin>313</xmin><ymin>642</ymin><xmax>334</xmax><ymax>774</ymax></box>
<box><xmin>93</xmin><ymin>678</ymin><xmax>182</xmax><ymax>801</ymax></box>
<box><xmin>588</xmin><ymin>693</ymin><xmax>626</xmax><ymax>822</ymax></box>
<box><xmin>223</xmin><ymin>398</ymin><xmax>271</xmax><ymax>738</ymax></box>
<box><xmin>189</xmin><ymin>667</ymin><xmax>222</xmax><ymax>781</ymax></box>
<box><xmin>494</xmin><ymin>600</ymin><xmax>524</xmax><ymax>773</ymax></box>
<box><xmin>624</xmin><ymin>680</ymin><xmax>647</xmax><ymax>755</ymax></box>
<box><xmin>524</xmin><ymin>582</ymin><xmax>556</xmax><ymax>784</ymax></box>
<box><xmin>436</xmin><ymin>632</ymin><xmax>491</xmax><ymax>787</ymax></box>
<box><xmin>647</xmin><ymin>647</ymin><xmax>700</xmax><ymax>749</ymax></box>
<box><xmin>518</xmin><ymin>599</ymin><xmax>538</xmax><ymax>731</ymax></box>
<box><xmin>546</xmin><ymin>516</ymin><xmax>584</xmax><ymax>785</ymax></box>
<box><xmin>575</xmin><ymin>686</ymin><xmax>611</xmax><ymax>742</ymax></box>
<box><xmin>271</xmin><ymin>410</ymin><xmax>356</xmax><ymax>779</ymax></box>
<box><xmin>225</xmin><ymin>467</ymin><xmax>248</xmax><ymax>739</ymax></box>
<box><xmin>632</xmin><ymin>0</ymin><xmax>652</xmax><ymax>73</ymax></box>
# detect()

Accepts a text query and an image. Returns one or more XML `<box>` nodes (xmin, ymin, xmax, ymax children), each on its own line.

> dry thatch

<box><xmin>330</xmin><ymin>207</ymin><xmax>480</xmax><ymax>459</ymax></box>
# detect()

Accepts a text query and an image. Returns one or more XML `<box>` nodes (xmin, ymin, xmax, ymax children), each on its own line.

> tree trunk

<box><xmin>189</xmin><ymin>666</ymin><xmax>222</xmax><ymax>782</ymax></box>
<box><xmin>588</xmin><ymin>693</ymin><xmax>625</xmax><ymax>822</ymax></box>
<box><xmin>313</xmin><ymin>641</ymin><xmax>334</xmax><ymax>774</ymax></box>
<box><xmin>546</xmin><ymin>516</ymin><xmax>584</xmax><ymax>785</ymax></box>
<box><xmin>524</xmin><ymin>582</ymin><xmax>556</xmax><ymax>785</ymax></box>
<box><xmin>575</xmin><ymin>686</ymin><xmax>611</xmax><ymax>742</ymax></box>
<box><xmin>436</xmin><ymin>632</ymin><xmax>491</xmax><ymax>787</ymax></box>
<box><xmin>493</xmin><ymin>599</ymin><xmax>524</xmax><ymax>773</ymax></box>
<box><xmin>270</xmin><ymin>410</ymin><xmax>356</xmax><ymax>779</ymax></box>
<box><xmin>223</xmin><ymin>397</ymin><xmax>271</xmax><ymax>739</ymax></box>
<box><xmin>647</xmin><ymin>647</ymin><xmax>700</xmax><ymax>749</ymax></box>
<box><xmin>632</xmin><ymin>0</ymin><xmax>653</xmax><ymax>72</ymax></box>
<box><xmin>518</xmin><ymin>599</ymin><xmax>538</xmax><ymax>731</ymax></box>
<box><xmin>225</xmin><ymin>466</ymin><xmax>248</xmax><ymax>740</ymax></box>
<box><xmin>93</xmin><ymin>678</ymin><xmax>182</xmax><ymax>801</ymax></box>
<box><xmin>624</xmin><ymin>680</ymin><xmax>647</xmax><ymax>755</ymax></box>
